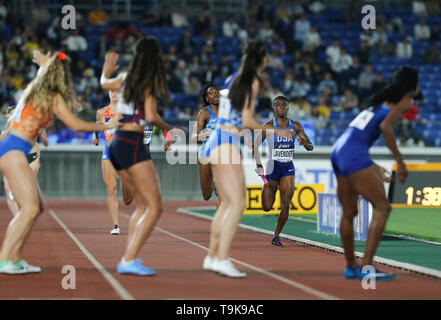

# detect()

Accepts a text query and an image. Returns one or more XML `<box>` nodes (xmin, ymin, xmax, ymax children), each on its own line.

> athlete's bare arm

<box><xmin>191</xmin><ymin>108</ymin><xmax>210</xmax><ymax>143</ymax></box>
<box><xmin>92</xmin><ymin>108</ymin><xmax>105</xmax><ymax>145</ymax></box>
<box><xmin>253</xmin><ymin>119</ymin><xmax>273</xmax><ymax>169</ymax></box>
<box><xmin>292</xmin><ymin>121</ymin><xmax>314</xmax><ymax>151</ymax></box>
<box><xmin>39</xmin><ymin>129</ymin><xmax>49</xmax><ymax>147</ymax></box>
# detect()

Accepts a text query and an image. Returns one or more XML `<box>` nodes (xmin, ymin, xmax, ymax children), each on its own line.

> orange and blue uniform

<box><xmin>0</xmin><ymin>101</ymin><xmax>52</xmax><ymax>159</ymax></box>
<box><xmin>100</xmin><ymin>105</ymin><xmax>115</xmax><ymax>161</ymax></box>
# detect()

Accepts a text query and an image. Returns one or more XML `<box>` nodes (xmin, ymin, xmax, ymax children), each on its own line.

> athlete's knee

<box><xmin>232</xmin><ymin>196</ymin><xmax>246</xmax><ymax>212</ymax></box>
<box><xmin>373</xmin><ymin>201</ymin><xmax>391</xmax><ymax>216</ymax></box>
<box><xmin>262</xmin><ymin>201</ymin><xmax>273</xmax><ymax>211</ymax></box>
<box><xmin>22</xmin><ymin>202</ymin><xmax>42</xmax><ymax>220</ymax></box>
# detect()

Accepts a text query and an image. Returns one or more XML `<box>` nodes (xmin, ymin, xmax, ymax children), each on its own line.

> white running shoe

<box><xmin>0</xmin><ymin>260</ymin><xmax>41</xmax><ymax>275</ymax></box>
<box><xmin>110</xmin><ymin>225</ymin><xmax>120</xmax><ymax>235</ymax></box>
<box><xmin>211</xmin><ymin>259</ymin><xmax>246</xmax><ymax>278</ymax></box>
<box><xmin>202</xmin><ymin>255</ymin><xmax>215</xmax><ymax>270</ymax></box>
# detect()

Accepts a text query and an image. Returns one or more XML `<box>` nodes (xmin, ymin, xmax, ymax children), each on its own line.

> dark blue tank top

<box><xmin>336</xmin><ymin>104</ymin><xmax>391</xmax><ymax>148</ymax></box>
<box><xmin>267</xmin><ymin>118</ymin><xmax>296</xmax><ymax>162</ymax></box>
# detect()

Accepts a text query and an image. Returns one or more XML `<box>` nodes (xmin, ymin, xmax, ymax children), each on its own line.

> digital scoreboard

<box><xmin>388</xmin><ymin>163</ymin><xmax>441</xmax><ymax>208</ymax></box>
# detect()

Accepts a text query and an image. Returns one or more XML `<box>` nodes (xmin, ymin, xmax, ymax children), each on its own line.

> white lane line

<box><xmin>177</xmin><ymin>207</ymin><xmax>441</xmax><ymax>279</ymax></box>
<box><xmin>120</xmin><ymin>212</ymin><xmax>339</xmax><ymax>300</ymax></box>
<box><xmin>48</xmin><ymin>209</ymin><xmax>134</xmax><ymax>300</ymax></box>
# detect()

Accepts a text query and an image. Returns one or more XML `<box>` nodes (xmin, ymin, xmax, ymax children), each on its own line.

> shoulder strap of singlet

<box><xmin>272</xmin><ymin>118</ymin><xmax>277</xmax><ymax>129</ymax></box>
<box><xmin>206</xmin><ymin>106</ymin><xmax>214</xmax><ymax>119</ymax></box>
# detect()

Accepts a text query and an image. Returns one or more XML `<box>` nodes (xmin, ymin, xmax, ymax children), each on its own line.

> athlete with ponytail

<box><xmin>0</xmin><ymin>52</ymin><xmax>119</xmax><ymax>275</ymax></box>
<box><xmin>100</xmin><ymin>37</ymin><xmax>179</xmax><ymax>276</ymax></box>
<box><xmin>199</xmin><ymin>40</ymin><xmax>294</xmax><ymax>278</ymax></box>
<box><xmin>193</xmin><ymin>83</ymin><xmax>220</xmax><ymax>206</ymax></box>
<box><xmin>330</xmin><ymin>66</ymin><xmax>419</xmax><ymax>281</ymax></box>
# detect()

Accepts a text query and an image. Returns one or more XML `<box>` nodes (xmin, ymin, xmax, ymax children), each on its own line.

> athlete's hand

<box><xmin>396</xmin><ymin>161</ymin><xmax>408</xmax><ymax>183</ymax></box>
<box><xmin>378</xmin><ymin>166</ymin><xmax>394</xmax><ymax>183</ymax></box>
<box><xmin>106</xmin><ymin>114</ymin><xmax>123</xmax><ymax>129</ymax></box>
<box><xmin>103</xmin><ymin>52</ymin><xmax>120</xmax><ymax>78</ymax></box>
<box><xmin>163</xmin><ymin>141</ymin><xmax>173</xmax><ymax>151</ymax></box>
<box><xmin>303</xmin><ymin>143</ymin><xmax>314</xmax><ymax>151</ymax></box>
<box><xmin>255</xmin><ymin>166</ymin><xmax>264</xmax><ymax>176</ymax></box>
<box><xmin>198</xmin><ymin>130</ymin><xmax>212</xmax><ymax>142</ymax></box>
<box><xmin>92</xmin><ymin>137</ymin><xmax>99</xmax><ymax>145</ymax></box>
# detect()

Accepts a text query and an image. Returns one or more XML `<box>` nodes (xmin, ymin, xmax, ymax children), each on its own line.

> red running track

<box><xmin>1</xmin><ymin>200</ymin><xmax>440</xmax><ymax>300</ymax></box>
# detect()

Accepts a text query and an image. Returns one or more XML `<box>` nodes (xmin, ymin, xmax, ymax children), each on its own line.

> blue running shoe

<box><xmin>344</xmin><ymin>265</ymin><xmax>361</xmax><ymax>279</ymax></box>
<box><xmin>271</xmin><ymin>236</ymin><xmax>284</xmax><ymax>247</ymax></box>
<box><xmin>357</xmin><ymin>266</ymin><xmax>396</xmax><ymax>281</ymax></box>
<box><xmin>117</xmin><ymin>259</ymin><xmax>156</xmax><ymax>276</ymax></box>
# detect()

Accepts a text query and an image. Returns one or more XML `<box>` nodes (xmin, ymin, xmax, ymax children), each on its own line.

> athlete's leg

<box><xmin>336</xmin><ymin>176</ymin><xmax>359</xmax><ymax>269</ymax></box>
<box><xmin>0</xmin><ymin>151</ymin><xmax>44</xmax><ymax>264</ymax></box>
<box><xmin>261</xmin><ymin>180</ymin><xmax>279</xmax><ymax>211</ymax></box>
<box><xmin>349</xmin><ymin>165</ymin><xmax>392</xmax><ymax>266</ymax></box>
<box><xmin>209</xmin><ymin>144</ymin><xmax>246</xmax><ymax>261</ymax></box>
<box><xmin>121</xmin><ymin>179</ymin><xmax>134</xmax><ymax>205</ymax></box>
<box><xmin>118</xmin><ymin>169</ymin><xmax>145</xmax><ymax>246</ymax></box>
<box><xmin>3</xmin><ymin>176</ymin><xmax>20</xmax><ymax>216</ymax></box>
<box><xmin>274</xmin><ymin>175</ymin><xmax>294</xmax><ymax>237</ymax></box>
<box><xmin>121</xmin><ymin>160</ymin><xmax>162</xmax><ymax>261</ymax></box>
<box><xmin>102</xmin><ymin>160</ymin><xmax>119</xmax><ymax>227</ymax></box>
<box><xmin>199</xmin><ymin>161</ymin><xmax>215</xmax><ymax>201</ymax></box>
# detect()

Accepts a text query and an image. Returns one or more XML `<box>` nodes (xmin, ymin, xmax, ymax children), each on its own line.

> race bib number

<box><xmin>272</xmin><ymin>149</ymin><xmax>294</xmax><ymax>161</ymax></box>
<box><xmin>349</xmin><ymin>109</ymin><xmax>375</xmax><ymax>131</ymax></box>
<box><xmin>143</xmin><ymin>130</ymin><xmax>152</xmax><ymax>145</ymax></box>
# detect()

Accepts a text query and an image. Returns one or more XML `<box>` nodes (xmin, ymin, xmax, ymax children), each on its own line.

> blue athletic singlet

<box><xmin>199</xmin><ymin>71</ymin><xmax>241</xmax><ymax>160</ymax></box>
<box><xmin>204</xmin><ymin>106</ymin><xmax>217</xmax><ymax>131</ymax></box>
<box><xmin>330</xmin><ymin>104</ymin><xmax>391</xmax><ymax>176</ymax></box>
<box><xmin>265</xmin><ymin>118</ymin><xmax>296</xmax><ymax>181</ymax></box>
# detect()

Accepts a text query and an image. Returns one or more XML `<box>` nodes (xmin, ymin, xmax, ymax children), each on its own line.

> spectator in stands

<box><xmin>141</xmin><ymin>8</ymin><xmax>158</xmax><ymax>26</ymax></box>
<box><xmin>399</xmin><ymin>103</ymin><xmax>421</xmax><ymax>146</ymax></box>
<box><xmin>386</xmin><ymin>41</ymin><xmax>397</xmax><ymax>57</ymax></box>
<box><xmin>360</xmin><ymin>29</ymin><xmax>374</xmax><ymax>46</ymax></box>
<box><xmin>23</xmin><ymin>35</ymin><xmax>39</xmax><ymax>61</ymax></box>
<box><xmin>292</xmin><ymin>76</ymin><xmax>311</xmax><ymax>98</ymax></box>
<box><xmin>358</xmin><ymin>64</ymin><xmax>376</xmax><ymax>101</ymax></box>
<box><xmin>309</xmin><ymin>63</ymin><xmax>325</xmax><ymax>87</ymax></box>
<box><xmin>385</xmin><ymin>17</ymin><xmax>405</xmax><ymax>34</ymax></box>
<box><xmin>426</xmin><ymin>0</ymin><xmax>440</xmax><ymax>15</ymax></box>
<box><xmin>370</xmin><ymin>73</ymin><xmax>386</xmax><ymax>94</ymax></box>
<box><xmin>287</xmin><ymin>0</ymin><xmax>305</xmax><ymax>17</ymax></box>
<box><xmin>9</xmin><ymin>27</ymin><xmax>25</xmax><ymax>48</ymax></box>
<box><xmin>256</xmin><ymin>87</ymin><xmax>272</xmax><ymax>112</ymax></box>
<box><xmin>189</xmin><ymin>55</ymin><xmax>203</xmax><ymax>77</ymax></box>
<box><xmin>317</xmin><ymin>72</ymin><xmax>338</xmax><ymax>95</ymax></box>
<box><xmin>281</xmin><ymin>72</ymin><xmax>295</xmax><ymax>98</ymax></box>
<box><xmin>88</xmin><ymin>4</ymin><xmax>109</xmax><ymax>26</ymax></box>
<box><xmin>180</xmin><ymin>46</ymin><xmax>195</xmax><ymax>64</ymax></box>
<box><xmin>5</xmin><ymin>45</ymin><xmax>19</xmax><ymax>68</ymax></box>
<box><xmin>177</xmin><ymin>30</ymin><xmax>195</xmax><ymax>52</ymax></box>
<box><xmin>172</xmin><ymin>7</ymin><xmax>190</xmax><ymax>28</ymax></box>
<box><xmin>326</xmin><ymin>40</ymin><xmax>341</xmax><ymax>68</ymax></box>
<box><xmin>95</xmin><ymin>33</ymin><xmax>108</xmax><ymax>60</ymax></box>
<box><xmin>303</xmin><ymin>26</ymin><xmax>321</xmax><ymax>53</ymax></box>
<box><xmin>423</xmin><ymin>43</ymin><xmax>441</xmax><ymax>64</ymax></box>
<box><xmin>185</xmin><ymin>75</ymin><xmax>202</xmax><ymax>95</ymax></box>
<box><xmin>222</xmin><ymin>16</ymin><xmax>240</xmax><ymax>38</ymax></box>
<box><xmin>166</xmin><ymin>72</ymin><xmax>183</xmax><ymax>93</ymax></box>
<box><xmin>414</xmin><ymin>18</ymin><xmax>431</xmax><ymax>41</ymax></box>
<box><xmin>331</xmin><ymin>47</ymin><xmax>353</xmax><ymax>75</ymax></box>
<box><xmin>412</xmin><ymin>0</ymin><xmax>427</xmax><ymax>17</ymax></box>
<box><xmin>77</xmin><ymin>67</ymin><xmax>99</xmax><ymax>93</ymax></box>
<box><xmin>267</xmin><ymin>51</ymin><xmax>284</xmax><ymax>71</ymax></box>
<box><xmin>158</xmin><ymin>6</ymin><xmax>172</xmax><ymax>26</ymax></box>
<box><xmin>179</xmin><ymin>107</ymin><xmax>193</xmax><ymax>121</ymax></box>
<box><xmin>338</xmin><ymin>88</ymin><xmax>359</xmax><ymax>112</ymax></box>
<box><xmin>194</xmin><ymin>12</ymin><xmax>211</xmax><ymax>37</ymax></box>
<box><xmin>371</xmin><ymin>26</ymin><xmax>388</xmax><ymax>46</ymax></box>
<box><xmin>396</xmin><ymin>37</ymin><xmax>413</xmax><ymax>58</ymax></box>
<box><xmin>199</xmin><ymin>44</ymin><xmax>212</xmax><ymax>66</ymax></box>
<box><xmin>294</xmin><ymin>15</ymin><xmax>311</xmax><ymax>46</ymax></box>
<box><xmin>313</xmin><ymin>88</ymin><xmax>332</xmax><ymax>119</ymax></box>
<box><xmin>218</xmin><ymin>54</ymin><xmax>232</xmax><ymax>78</ymax></box>
<box><xmin>355</xmin><ymin>39</ymin><xmax>370</xmax><ymax>64</ymax></box>
<box><xmin>174</xmin><ymin>59</ymin><xmax>190</xmax><ymax>89</ymax></box>
<box><xmin>269</xmin><ymin>86</ymin><xmax>285</xmax><ymax>103</ymax></box>
<box><xmin>308</xmin><ymin>1</ymin><xmax>326</xmax><ymax>14</ymax></box>
<box><xmin>345</xmin><ymin>0</ymin><xmax>361</xmax><ymax>24</ymax></box>
<box><xmin>371</xmin><ymin>39</ymin><xmax>387</xmax><ymax>58</ymax></box>
<box><xmin>269</xmin><ymin>33</ymin><xmax>287</xmax><ymax>55</ymax></box>
<box><xmin>275</xmin><ymin>1</ymin><xmax>291</xmax><ymax>24</ymax></box>
<box><xmin>31</xmin><ymin>0</ymin><xmax>51</xmax><ymax>29</ymax></box>
<box><xmin>203</xmin><ymin>63</ymin><xmax>216</xmax><ymax>84</ymax></box>
<box><xmin>288</xmin><ymin>96</ymin><xmax>311</xmax><ymax>120</ymax></box>
<box><xmin>205</xmin><ymin>33</ymin><xmax>217</xmax><ymax>52</ymax></box>
<box><xmin>0</xmin><ymin>0</ymin><xmax>7</xmax><ymax>25</ymax></box>
<box><xmin>258</xmin><ymin>20</ymin><xmax>274</xmax><ymax>42</ymax></box>
<box><xmin>430</xmin><ymin>24</ymin><xmax>440</xmax><ymax>41</ymax></box>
